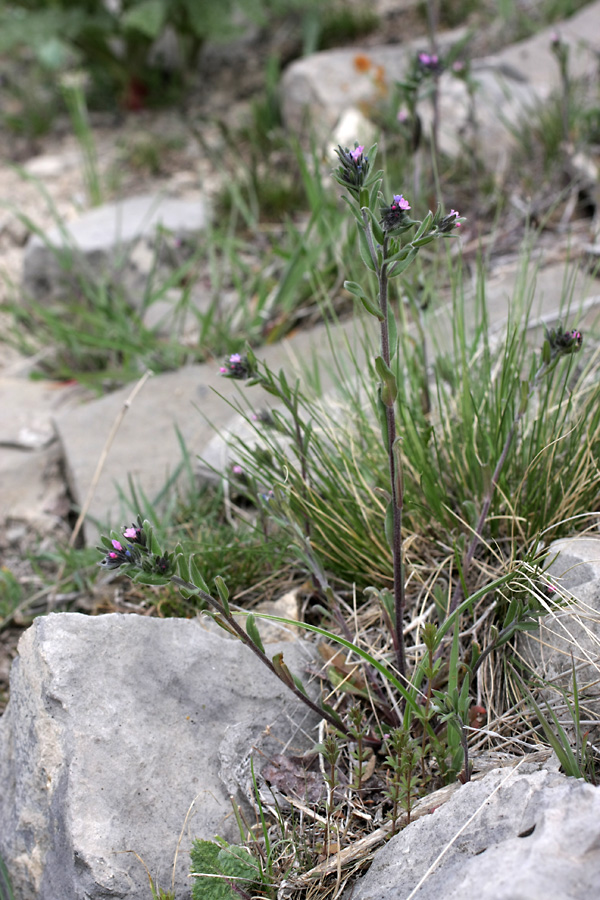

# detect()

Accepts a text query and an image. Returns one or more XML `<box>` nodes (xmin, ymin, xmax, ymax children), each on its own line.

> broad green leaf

<box><xmin>122</xmin><ymin>0</ymin><xmax>166</xmax><ymax>38</ymax></box>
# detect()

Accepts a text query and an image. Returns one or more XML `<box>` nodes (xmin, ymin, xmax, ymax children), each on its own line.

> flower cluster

<box><xmin>546</xmin><ymin>326</ymin><xmax>583</xmax><ymax>356</ymax></box>
<box><xmin>438</xmin><ymin>209</ymin><xmax>463</xmax><ymax>233</ymax></box>
<box><xmin>333</xmin><ymin>144</ymin><xmax>370</xmax><ymax>197</ymax></box>
<box><xmin>97</xmin><ymin>520</ymin><xmax>174</xmax><ymax>578</ymax></box>
<box><xmin>380</xmin><ymin>194</ymin><xmax>412</xmax><ymax>232</ymax></box>
<box><xmin>220</xmin><ymin>353</ymin><xmax>251</xmax><ymax>379</ymax></box>
<box><xmin>99</xmin><ymin>538</ymin><xmax>138</xmax><ymax>570</ymax></box>
<box><xmin>417</xmin><ymin>51</ymin><xmax>442</xmax><ymax>74</ymax></box>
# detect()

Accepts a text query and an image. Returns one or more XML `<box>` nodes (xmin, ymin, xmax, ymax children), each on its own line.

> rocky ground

<box><xmin>1</xmin><ymin>0</ymin><xmax>600</xmax><ymax>708</ymax></box>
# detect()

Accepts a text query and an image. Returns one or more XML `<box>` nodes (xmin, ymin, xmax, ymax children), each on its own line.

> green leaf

<box><xmin>132</xmin><ymin>571</ymin><xmax>171</xmax><ymax>586</ymax></box>
<box><xmin>189</xmin><ymin>555</ymin><xmax>210</xmax><ymax>594</ymax></box>
<box><xmin>245</xmin><ymin>614</ymin><xmax>265</xmax><ymax>654</ymax></box>
<box><xmin>122</xmin><ymin>0</ymin><xmax>166</xmax><ymax>39</ymax></box>
<box><xmin>214</xmin><ymin>576</ymin><xmax>230</xmax><ymax>615</ymax></box>
<box><xmin>388</xmin><ymin>246</ymin><xmax>418</xmax><ymax>276</ymax></box>
<box><xmin>375</xmin><ymin>355</ymin><xmax>398</xmax><ymax>406</ymax></box>
<box><xmin>358</xmin><ymin>225</ymin><xmax>377</xmax><ymax>272</ymax></box>
<box><xmin>344</xmin><ymin>280</ymin><xmax>383</xmax><ymax>320</ymax></box>
<box><xmin>413</xmin><ymin>211</ymin><xmax>433</xmax><ymax>240</ymax></box>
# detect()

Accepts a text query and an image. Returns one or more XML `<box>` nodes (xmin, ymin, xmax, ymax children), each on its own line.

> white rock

<box><xmin>349</xmin><ymin>765</ymin><xmax>600</xmax><ymax>900</ymax></box>
<box><xmin>0</xmin><ymin>613</ymin><xmax>319</xmax><ymax>900</ymax></box>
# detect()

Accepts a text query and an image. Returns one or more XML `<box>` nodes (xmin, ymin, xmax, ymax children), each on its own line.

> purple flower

<box><xmin>232</xmin><ymin>464</ymin><xmax>244</xmax><ymax>476</ymax></box>
<box><xmin>99</xmin><ymin>540</ymin><xmax>134</xmax><ymax>570</ymax></box>
<box><xmin>417</xmin><ymin>52</ymin><xmax>440</xmax><ymax>73</ymax></box>
<box><xmin>438</xmin><ymin>209</ymin><xmax>464</xmax><ymax>233</ymax></box>
<box><xmin>123</xmin><ymin>528</ymin><xmax>137</xmax><ymax>540</ymax></box>
<box><xmin>333</xmin><ymin>144</ymin><xmax>370</xmax><ymax>197</ymax></box>
<box><xmin>220</xmin><ymin>353</ymin><xmax>251</xmax><ymax>379</ymax></box>
<box><xmin>545</xmin><ymin>325</ymin><xmax>583</xmax><ymax>357</ymax></box>
<box><xmin>392</xmin><ymin>194</ymin><xmax>411</xmax><ymax>210</ymax></box>
<box><xmin>380</xmin><ymin>193</ymin><xmax>413</xmax><ymax>232</ymax></box>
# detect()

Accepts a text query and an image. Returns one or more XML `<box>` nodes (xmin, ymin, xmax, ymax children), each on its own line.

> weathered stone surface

<box><xmin>519</xmin><ymin>536</ymin><xmax>600</xmax><ymax>744</ymax></box>
<box><xmin>348</xmin><ymin>765</ymin><xmax>600</xmax><ymax>900</ymax></box>
<box><xmin>22</xmin><ymin>193</ymin><xmax>209</xmax><ymax>306</ymax></box>
<box><xmin>52</xmin><ymin>316</ymin><xmax>374</xmax><ymax>543</ymax></box>
<box><xmin>0</xmin><ymin>613</ymin><xmax>318</xmax><ymax>900</ymax></box>
<box><xmin>0</xmin><ymin>376</ymin><xmax>85</xmax><ymax>450</ymax></box>
<box><xmin>0</xmin><ymin>443</ymin><xmax>68</xmax><ymax>533</ymax></box>
<box><xmin>281</xmin><ymin>28</ymin><xmax>466</xmax><ymax>143</ymax></box>
<box><xmin>281</xmin><ymin>2</ymin><xmax>600</xmax><ymax>168</ymax></box>
<box><xmin>53</xmin><ymin>261</ymin><xmax>600</xmax><ymax>545</ymax></box>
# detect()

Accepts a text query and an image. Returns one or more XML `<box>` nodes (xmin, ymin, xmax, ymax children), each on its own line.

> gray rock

<box><xmin>22</xmin><ymin>193</ymin><xmax>209</xmax><ymax>307</ymax></box>
<box><xmin>519</xmin><ymin>536</ymin><xmax>600</xmax><ymax>745</ymax></box>
<box><xmin>430</xmin><ymin>2</ymin><xmax>600</xmax><ymax>169</ymax></box>
<box><xmin>52</xmin><ymin>316</ymin><xmax>374</xmax><ymax>544</ymax></box>
<box><xmin>281</xmin><ymin>29</ymin><xmax>466</xmax><ymax>145</ymax></box>
<box><xmin>348</xmin><ymin>765</ymin><xmax>600</xmax><ymax>900</ymax></box>
<box><xmin>0</xmin><ymin>443</ymin><xmax>69</xmax><ymax>533</ymax></box>
<box><xmin>281</xmin><ymin>2</ymin><xmax>600</xmax><ymax>169</ymax></box>
<box><xmin>0</xmin><ymin>613</ymin><xmax>319</xmax><ymax>900</ymax></box>
<box><xmin>0</xmin><ymin>376</ymin><xmax>87</xmax><ymax>451</ymax></box>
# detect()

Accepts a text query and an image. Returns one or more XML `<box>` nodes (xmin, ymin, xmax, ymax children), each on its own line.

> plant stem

<box><xmin>378</xmin><ymin>237</ymin><xmax>407</xmax><ymax>682</ymax></box>
<box><xmin>170</xmin><ymin>574</ymin><xmax>354</xmax><ymax>739</ymax></box>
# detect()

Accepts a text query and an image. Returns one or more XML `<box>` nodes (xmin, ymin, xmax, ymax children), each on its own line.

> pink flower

<box><xmin>229</xmin><ymin>353</ymin><xmax>242</xmax><ymax>364</ymax></box>
<box><xmin>392</xmin><ymin>194</ymin><xmax>411</xmax><ymax>210</ymax></box>
<box><xmin>123</xmin><ymin>528</ymin><xmax>137</xmax><ymax>539</ymax></box>
<box><xmin>112</xmin><ymin>539</ymin><xmax>123</xmax><ymax>551</ymax></box>
<box><xmin>350</xmin><ymin>145</ymin><xmax>364</xmax><ymax>161</ymax></box>
<box><xmin>449</xmin><ymin>209</ymin><xmax>461</xmax><ymax>225</ymax></box>
<box><xmin>232</xmin><ymin>465</ymin><xmax>243</xmax><ymax>476</ymax></box>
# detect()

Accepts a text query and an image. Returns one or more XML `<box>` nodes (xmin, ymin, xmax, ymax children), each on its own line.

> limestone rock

<box><xmin>518</xmin><ymin>536</ymin><xmax>600</xmax><ymax>745</ymax></box>
<box><xmin>281</xmin><ymin>2</ymin><xmax>600</xmax><ymax>169</ymax></box>
<box><xmin>281</xmin><ymin>29</ymin><xmax>466</xmax><ymax>145</ymax></box>
<box><xmin>348</xmin><ymin>765</ymin><xmax>600</xmax><ymax>900</ymax></box>
<box><xmin>22</xmin><ymin>193</ymin><xmax>209</xmax><ymax>307</ymax></box>
<box><xmin>52</xmin><ymin>316</ymin><xmax>373</xmax><ymax>544</ymax></box>
<box><xmin>0</xmin><ymin>443</ymin><xmax>69</xmax><ymax>533</ymax></box>
<box><xmin>0</xmin><ymin>613</ymin><xmax>319</xmax><ymax>900</ymax></box>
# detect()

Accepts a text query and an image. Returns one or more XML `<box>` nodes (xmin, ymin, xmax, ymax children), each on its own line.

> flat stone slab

<box><xmin>281</xmin><ymin>2</ymin><xmax>600</xmax><ymax>167</ymax></box>
<box><xmin>22</xmin><ymin>193</ymin><xmax>209</xmax><ymax>306</ymax></box>
<box><xmin>0</xmin><ymin>613</ymin><xmax>318</xmax><ymax>900</ymax></box>
<box><xmin>0</xmin><ymin>443</ymin><xmax>67</xmax><ymax>534</ymax></box>
<box><xmin>53</xmin><ymin>317</ymin><xmax>373</xmax><ymax>543</ymax></box>
<box><xmin>52</xmin><ymin>259</ymin><xmax>599</xmax><ymax>544</ymax></box>
<box><xmin>349</xmin><ymin>764</ymin><xmax>600</xmax><ymax>900</ymax></box>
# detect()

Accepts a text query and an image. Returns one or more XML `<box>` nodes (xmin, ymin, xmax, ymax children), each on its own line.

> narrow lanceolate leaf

<box><xmin>272</xmin><ymin>652</ymin><xmax>295</xmax><ymax>689</ymax></box>
<box><xmin>358</xmin><ymin>225</ymin><xmax>377</xmax><ymax>272</ymax></box>
<box><xmin>132</xmin><ymin>571</ymin><xmax>171</xmax><ymax>586</ymax></box>
<box><xmin>413</xmin><ymin>210</ymin><xmax>433</xmax><ymax>240</ymax></box>
<box><xmin>189</xmin><ymin>555</ymin><xmax>210</xmax><ymax>594</ymax></box>
<box><xmin>245</xmin><ymin>614</ymin><xmax>265</xmax><ymax>655</ymax></box>
<box><xmin>375</xmin><ymin>355</ymin><xmax>398</xmax><ymax>406</ymax></box>
<box><xmin>344</xmin><ymin>277</ymin><xmax>383</xmax><ymax>319</ymax></box>
<box><xmin>212</xmin><ymin>615</ymin><xmax>239</xmax><ymax>638</ymax></box>
<box><xmin>214</xmin><ymin>576</ymin><xmax>230</xmax><ymax>614</ymax></box>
